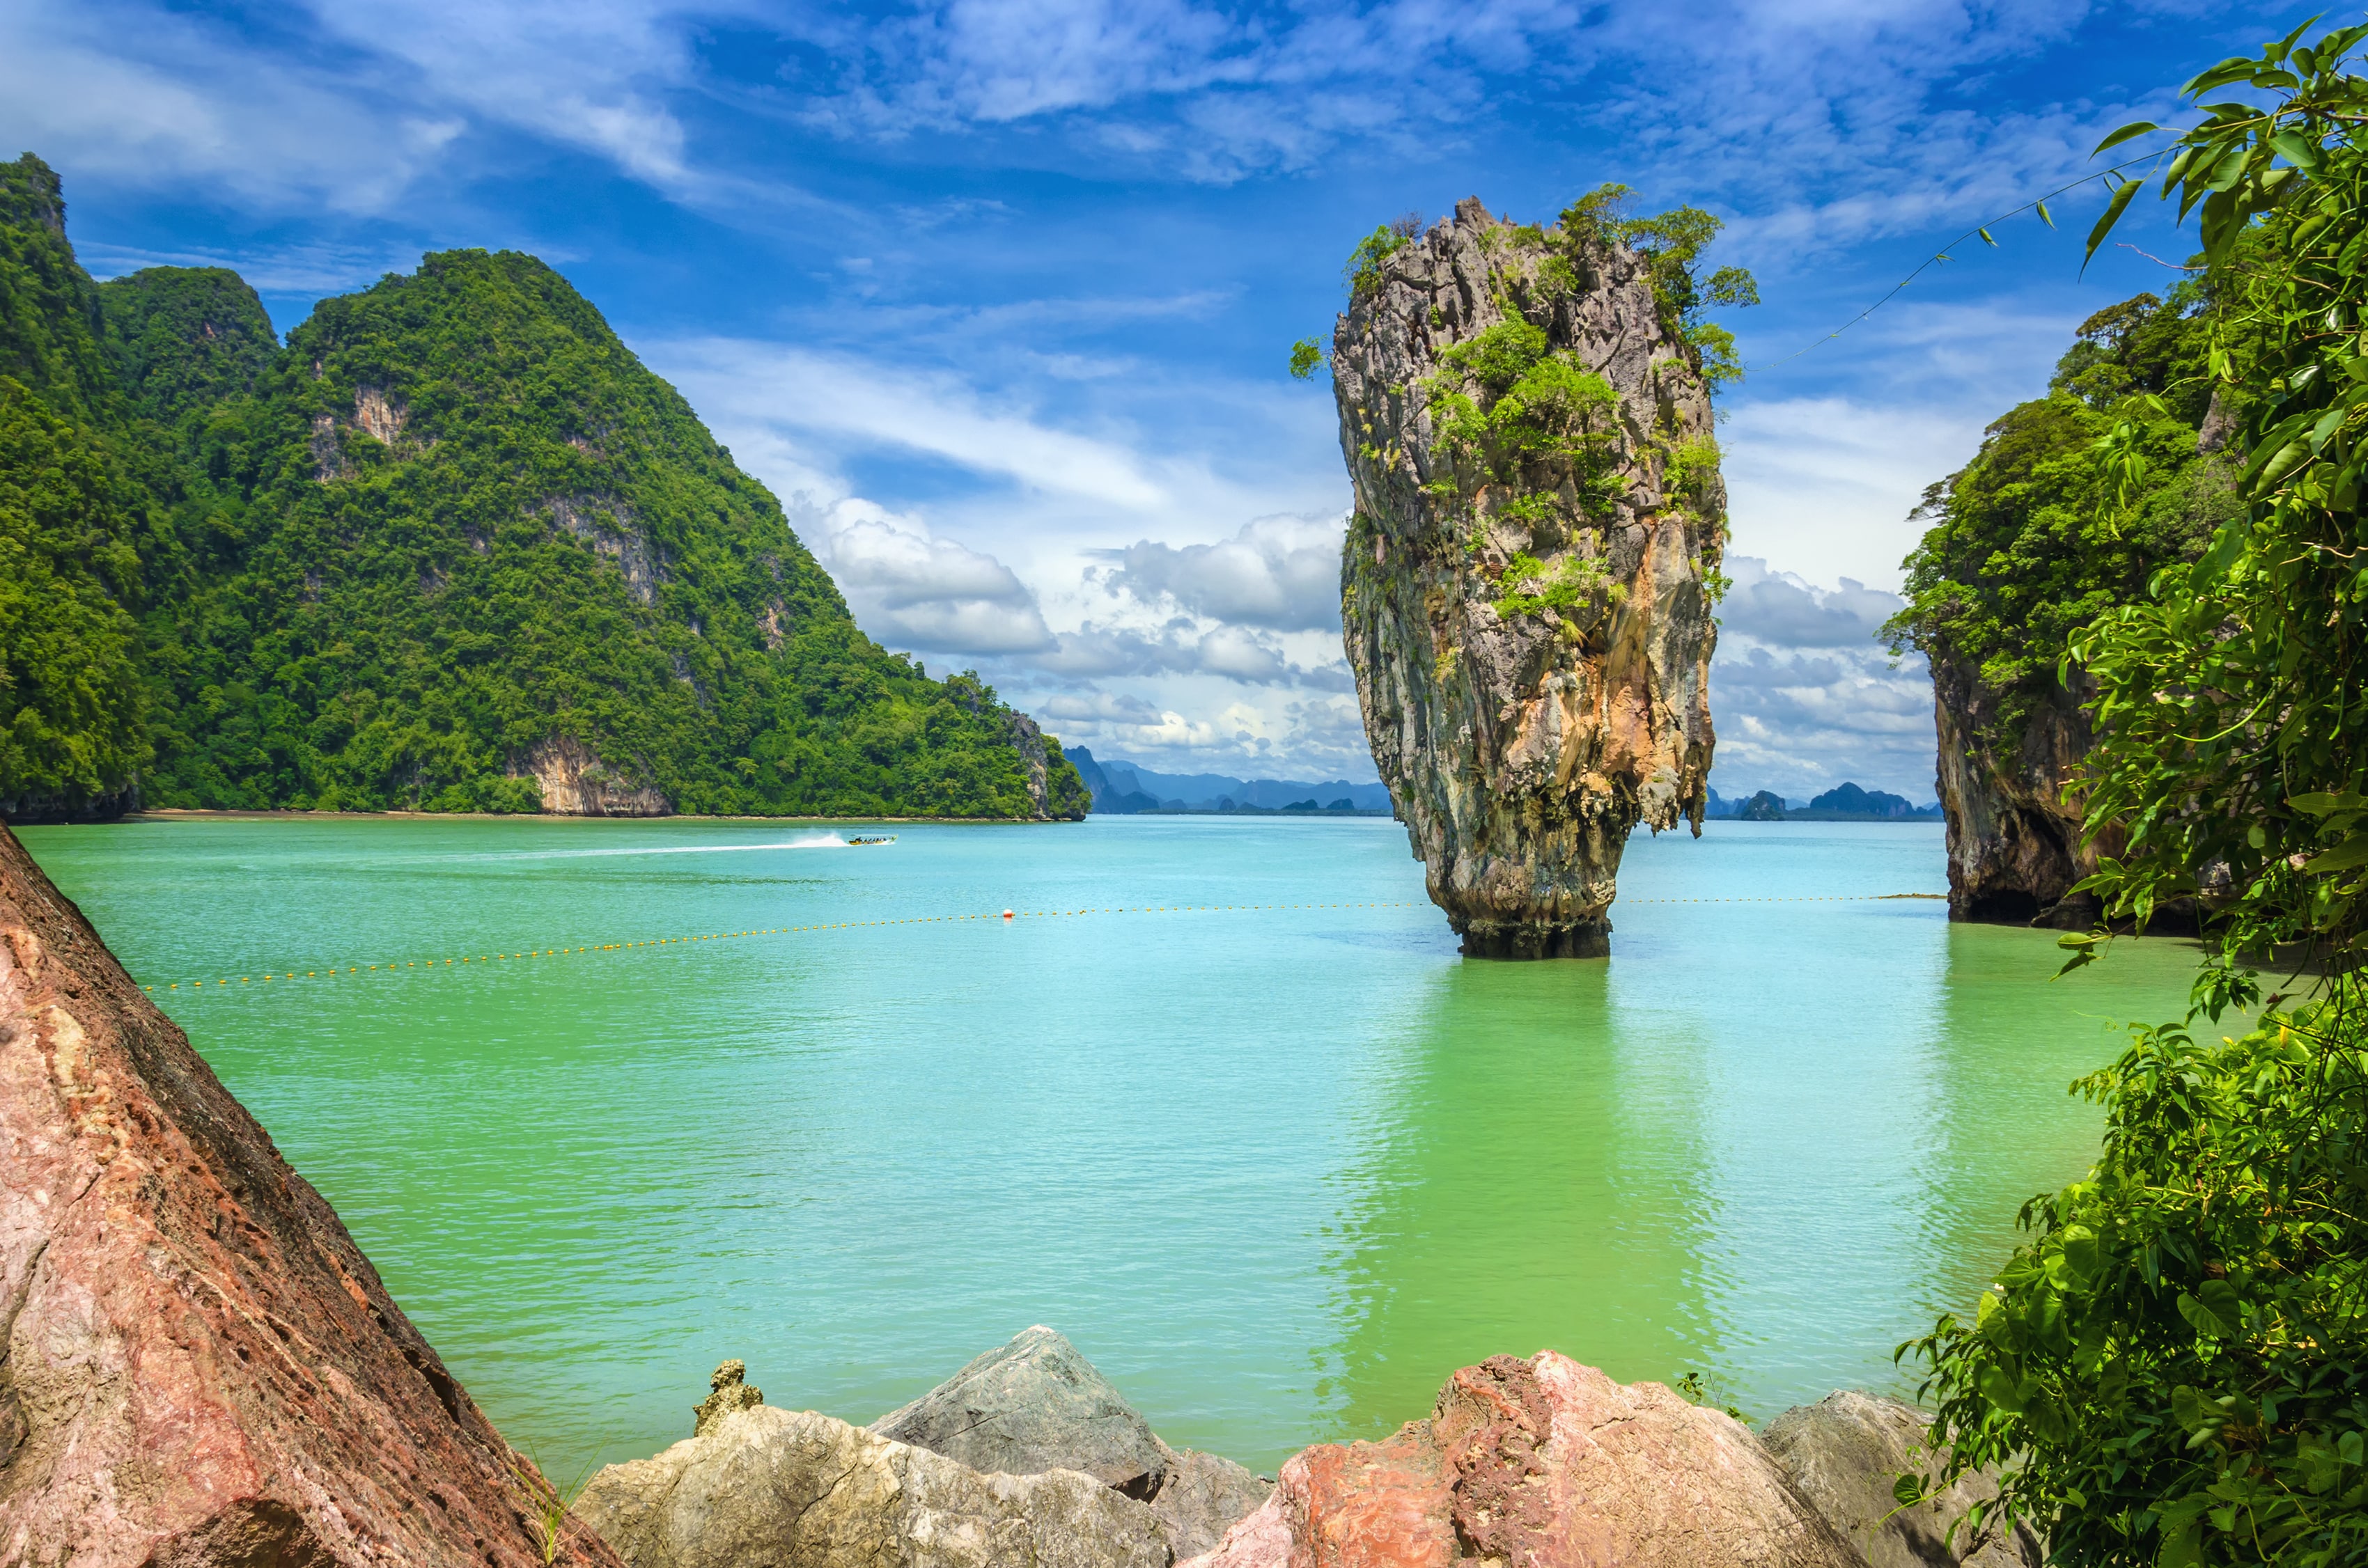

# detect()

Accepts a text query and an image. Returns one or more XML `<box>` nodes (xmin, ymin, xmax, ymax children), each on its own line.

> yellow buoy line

<box><xmin>139</xmin><ymin>893</ymin><xmax>1946</xmax><ymax>994</ymax></box>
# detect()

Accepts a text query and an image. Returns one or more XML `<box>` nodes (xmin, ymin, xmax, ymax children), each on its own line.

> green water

<box><xmin>22</xmin><ymin>814</ymin><xmax>2204</xmax><ymax>1475</ymax></box>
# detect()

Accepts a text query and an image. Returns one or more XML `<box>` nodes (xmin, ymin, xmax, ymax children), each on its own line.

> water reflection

<box><xmin>1318</xmin><ymin>900</ymin><xmax>2209</xmax><ymax>1429</ymax></box>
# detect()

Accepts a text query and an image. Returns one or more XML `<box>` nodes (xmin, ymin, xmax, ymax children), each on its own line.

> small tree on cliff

<box><xmin>1906</xmin><ymin>23</ymin><xmax>2368</xmax><ymax>1567</ymax></box>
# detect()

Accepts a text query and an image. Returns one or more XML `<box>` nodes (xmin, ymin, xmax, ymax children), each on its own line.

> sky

<box><xmin>1</xmin><ymin>0</ymin><xmax>2314</xmax><ymax>800</ymax></box>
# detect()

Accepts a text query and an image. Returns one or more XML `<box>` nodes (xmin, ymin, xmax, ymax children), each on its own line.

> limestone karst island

<box><xmin>3</xmin><ymin>13</ymin><xmax>2362</xmax><ymax>1568</ymax></box>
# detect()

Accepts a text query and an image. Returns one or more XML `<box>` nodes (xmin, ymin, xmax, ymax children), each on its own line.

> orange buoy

<box><xmin>1002</xmin><ymin>909</ymin><xmax>1015</xmax><ymax>920</ymax></box>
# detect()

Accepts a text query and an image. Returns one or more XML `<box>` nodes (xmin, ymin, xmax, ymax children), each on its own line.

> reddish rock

<box><xmin>1187</xmin><ymin>1354</ymin><xmax>1860</xmax><ymax>1568</ymax></box>
<box><xmin>0</xmin><ymin>822</ymin><xmax>619</xmax><ymax>1567</ymax></box>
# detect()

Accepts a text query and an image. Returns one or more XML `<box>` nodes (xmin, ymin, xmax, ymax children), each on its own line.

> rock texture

<box><xmin>873</xmin><ymin>1326</ymin><xmax>1175</xmax><ymax>1499</ymax></box>
<box><xmin>0</xmin><ymin>821</ymin><xmax>617</xmax><ymax>1566</ymax></box>
<box><xmin>579</xmin><ymin>1404</ymin><xmax>1174</xmax><ymax>1568</ymax></box>
<box><xmin>1186</xmin><ymin>1353</ymin><xmax>1857</xmax><ymax>1568</ymax></box>
<box><xmin>1762</xmin><ymin>1391</ymin><xmax>2041</xmax><ymax>1568</ymax></box>
<box><xmin>695</xmin><ymin>1358</ymin><xmax>763</xmax><ymax>1436</ymax></box>
<box><xmin>1930</xmin><ymin>657</ymin><xmax>2100</xmax><ymax>927</ymax></box>
<box><xmin>873</xmin><ymin>1326</ymin><xmax>1271</xmax><ymax>1556</ymax></box>
<box><xmin>511</xmin><ymin>732</ymin><xmax>673</xmax><ymax>816</ymax></box>
<box><xmin>1147</xmin><ymin>1444</ymin><xmax>1275</xmax><ymax>1562</ymax></box>
<box><xmin>1334</xmin><ymin>198</ymin><xmax>1721</xmax><ymax>957</ymax></box>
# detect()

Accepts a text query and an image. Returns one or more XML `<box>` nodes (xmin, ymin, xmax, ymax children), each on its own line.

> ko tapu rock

<box><xmin>1334</xmin><ymin>196</ymin><xmax>1722</xmax><ymax>957</ymax></box>
<box><xmin>0</xmin><ymin>822</ymin><xmax>618</xmax><ymax>1567</ymax></box>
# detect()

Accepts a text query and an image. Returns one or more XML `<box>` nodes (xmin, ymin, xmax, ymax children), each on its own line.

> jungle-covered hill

<box><xmin>0</xmin><ymin>154</ymin><xmax>1086</xmax><ymax>822</ymax></box>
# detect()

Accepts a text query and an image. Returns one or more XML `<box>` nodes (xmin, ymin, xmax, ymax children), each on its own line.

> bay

<box><xmin>20</xmin><ymin>813</ymin><xmax>2202</xmax><ymax>1477</ymax></box>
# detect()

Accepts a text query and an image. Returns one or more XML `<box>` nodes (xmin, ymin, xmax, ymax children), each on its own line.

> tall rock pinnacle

<box><xmin>1334</xmin><ymin>196</ymin><xmax>1724</xmax><ymax>957</ymax></box>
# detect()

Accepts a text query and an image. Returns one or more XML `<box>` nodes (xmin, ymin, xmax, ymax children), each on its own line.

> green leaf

<box><xmin>1978</xmin><ymin>227</ymin><xmax>1997</xmax><ymax>246</ymax></box>
<box><xmin>2084</xmin><ymin>178</ymin><xmax>2144</xmax><ymax>271</ymax></box>
<box><xmin>2304</xmin><ymin>834</ymin><xmax>2368</xmax><ymax>874</ymax></box>
<box><xmin>2035</xmin><ymin>200</ymin><xmax>2055</xmax><ymax>228</ymax></box>
<box><xmin>2093</xmin><ymin>121</ymin><xmax>2165</xmax><ymax>157</ymax></box>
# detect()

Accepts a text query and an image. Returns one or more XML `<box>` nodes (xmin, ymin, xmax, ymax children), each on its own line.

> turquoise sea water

<box><xmin>20</xmin><ymin>813</ymin><xmax>2206</xmax><ymax>1477</ymax></box>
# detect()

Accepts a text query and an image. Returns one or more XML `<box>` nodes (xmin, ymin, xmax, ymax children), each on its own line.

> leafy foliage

<box><xmin>1905</xmin><ymin>998</ymin><xmax>2368</xmax><ymax>1568</ymax></box>
<box><xmin>2064</xmin><ymin>21</ymin><xmax>2368</xmax><ymax>966</ymax></box>
<box><xmin>0</xmin><ymin>155</ymin><xmax>1084</xmax><ymax>822</ymax></box>
<box><xmin>0</xmin><ymin>154</ymin><xmax>152</xmax><ymax>815</ymax></box>
<box><xmin>1906</xmin><ymin>25</ymin><xmax>2368</xmax><ymax>1568</ymax></box>
<box><xmin>1559</xmin><ymin>185</ymin><xmax>1760</xmax><ymax>387</ymax></box>
<box><xmin>1883</xmin><ymin>287</ymin><xmax>2241</xmax><ymax>748</ymax></box>
<box><xmin>1422</xmin><ymin>320</ymin><xmax>1626</xmax><ymax>532</ymax></box>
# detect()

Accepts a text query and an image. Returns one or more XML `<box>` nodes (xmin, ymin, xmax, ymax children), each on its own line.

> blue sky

<box><xmin>2</xmin><ymin>0</ymin><xmax>2312</xmax><ymax>798</ymax></box>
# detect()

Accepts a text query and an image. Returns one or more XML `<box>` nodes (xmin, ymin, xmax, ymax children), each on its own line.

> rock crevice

<box><xmin>1334</xmin><ymin>196</ymin><xmax>1720</xmax><ymax>957</ymax></box>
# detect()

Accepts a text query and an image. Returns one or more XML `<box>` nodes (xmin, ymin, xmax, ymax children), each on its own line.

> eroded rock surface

<box><xmin>579</xmin><ymin>1404</ymin><xmax>1174</xmax><ymax>1568</ymax></box>
<box><xmin>694</xmin><ymin>1358</ymin><xmax>764</xmax><ymax>1436</ymax></box>
<box><xmin>1186</xmin><ymin>1352</ymin><xmax>1857</xmax><ymax>1568</ymax></box>
<box><xmin>1147</xmin><ymin>1443</ymin><xmax>1275</xmax><ymax>1562</ymax></box>
<box><xmin>0</xmin><ymin>822</ymin><xmax>616</xmax><ymax>1567</ymax></box>
<box><xmin>873</xmin><ymin>1325</ymin><xmax>1174</xmax><ymax>1498</ymax></box>
<box><xmin>511</xmin><ymin>732</ymin><xmax>673</xmax><ymax>816</ymax></box>
<box><xmin>1929</xmin><ymin>655</ymin><xmax>2101</xmax><ymax>927</ymax></box>
<box><xmin>1334</xmin><ymin>197</ymin><xmax>1721</xmax><ymax>957</ymax></box>
<box><xmin>1763</xmin><ymin>1391</ymin><xmax>2041</xmax><ymax>1568</ymax></box>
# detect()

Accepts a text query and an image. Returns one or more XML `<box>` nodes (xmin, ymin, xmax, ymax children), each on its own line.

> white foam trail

<box><xmin>493</xmin><ymin>833</ymin><xmax>855</xmax><ymax>861</ymax></box>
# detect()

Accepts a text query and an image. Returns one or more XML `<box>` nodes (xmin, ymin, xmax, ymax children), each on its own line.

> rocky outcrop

<box><xmin>1006</xmin><ymin>712</ymin><xmax>1092</xmax><ymax>822</ymax></box>
<box><xmin>1187</xmin><ymin>1353</ymin><xmax>1857</xmax><ymax>1568</ymax></box>
<box><xmin>1930</xmin><ymin>655</ymin><xmax>2098</xmax><ymax>927</ymax></box>
<box><xmin>578</xmin><ymin>1404</ymin><xmax>1174</xmax><ymax>1568</ymax></box>
<box><xmin>1334</xmin><ymin>198</ymin><xmax>1721</xmax><ymax>957</ymax></box>
<box><xmin>0</xmin><ymin>821</ymin><xmax>617</xmax><ymax>1567</ymax></box>
<box><xmin>875</xmin><ymin>1326</ymin><xmax>1174</xmax><ymax>1498</ymax></box>
<box><xmin>510</xmin><ymin>732</ymin><xmax>673</xmax><ymax>816</ymax></box>
<box><xmin>695</xmin><ymin>1358</ymin><xmax>763</xmax><ymax>1435</ymax></box>
<box><xmin>875</xmin><ymin>1326</ymin><xmax>1272</xmax><ymax>1560</ymax></box>
<box><xmin>0</xmin><ymin>780</ymin><xmax>139</xmax><ymax>826</ymax></box>
<box><xmin>1762</xmin><ymin>1391</ymin><xmax>2040</xmax><ymax>1568</ymax></box>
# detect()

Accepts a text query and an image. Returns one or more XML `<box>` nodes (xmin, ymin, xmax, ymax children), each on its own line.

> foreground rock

<box><xmin>874</xmin><ymin>1325</ymin><xmax>1174</xmax><ymax>1498</ymax></box>
<box><xmin>579</xmin><ymin>1404</ymin><xmax>1172</xmax><ymax>1568</ymax></box>
<box><xmin>1187</xmin><ymin>1353</ymin><xmax>1856</xmax><ymax>1568</ymax></box>
<box><xmin>1334</xmin><ymin>197</ymin><xmax>1722</xmax><ymax>957</ymax></box>
<box><xmin>0</xmin><ymin>822</ymin><xmax>616</xmax><ymax>1565</ymax></box>
<box><xmin>1763</xmin><ymin>1391</ymin><xmax>2041</xmax><ymax>1568</ymax></box>
<box><xmin>874</xmin><ymin>1326</ymin><xmax>1272</xmax><ymax>1559</ymax></box>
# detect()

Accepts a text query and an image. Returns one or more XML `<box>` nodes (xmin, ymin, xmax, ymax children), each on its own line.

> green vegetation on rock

<box><xmin>1906</xmin><ymin>27</ymin><xmax>2368</xmax><ymax>1567</ymax></box>
<box><xmin>0</xmin><ymin>154</ymin><xmax>1085</xmax><ymax>822</ymax></box>
<box><xmin>1882</xmin><ymin>283</ymin><xmax>2243</xmax><ymax>748</ymax></box>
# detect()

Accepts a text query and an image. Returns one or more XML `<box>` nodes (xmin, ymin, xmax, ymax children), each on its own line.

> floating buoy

<box><xmin>1002</xmin><ymin>909</ymin><xmax>1014</xmax><ymax>920</ymax></box>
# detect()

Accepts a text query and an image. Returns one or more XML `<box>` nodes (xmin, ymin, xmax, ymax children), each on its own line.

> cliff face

<box><xmin>1929</xmin><ymin>656</ymin><xmax>2098</xmax><ymax>927</ymax></box>
<box><xmin>1334</xmin><ymin>198</ymin><xmax>1721</xmax><ymax>957</ymax></box>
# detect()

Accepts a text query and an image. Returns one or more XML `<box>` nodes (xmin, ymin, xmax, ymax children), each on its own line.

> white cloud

<box><xmin>0</xmin><ymin>1</ymin><xmax>463</xmax><ymax>212</ymax></box>
<box><xmin>803</xmin><ymin>499</ymin><xmax>1054</xmax><ymax>654</ymax></box>
<box><xmin>1722</xmin><ymin>395</ymin><xmax>1988</xmax><ymax>593</ymax></box>
<box><xmin>654</xmin><ymin>337</ymin><xmax>1170</xmax><ymax>512</ymax></box>
<box><xmin>1708</xmin><ymin>557</ymin><xmax>1935</xmax><ymax>802</ymax></box>
<box><xmin>1098</xmin><ymin>511</ymin><xmax>1344</xmax><ymax>631</ymax></box>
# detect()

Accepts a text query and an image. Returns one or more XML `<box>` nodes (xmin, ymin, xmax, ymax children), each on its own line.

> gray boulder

<box><xmin>871</xmin><ymin>1326</ymin><xmax>1174</xmax><ymax>1500</ymax></box>
<box><xmin>1145</xmin><ymin>1443</ymin><xmax>1272</xmax><ymax>1561</ymax></box>
<box><xmin>577</xmin><ymin>1404</ymin><xmax>1174</xmax><ymax>1568</ymax></box>
<box><xmin>1761</xmin><ymin>1391</ymin><xmax>2041</xmax><ymax>1568</ymax></box>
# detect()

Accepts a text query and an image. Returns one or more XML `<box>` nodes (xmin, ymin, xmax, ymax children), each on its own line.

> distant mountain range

<box><xmin>1064</xmin><ymin>748</ymin><xmax>1395</xmax><ymax>816</ymax></box>
<box><xmin>1061</xmin><ymin>753</ymin><xmax>1936</xmax><ymax>823</ymax></box>
<box><xmin>1705</xmin><ymin>783</ymin><xmax>1944</xmax><ymax>822</ymax></box>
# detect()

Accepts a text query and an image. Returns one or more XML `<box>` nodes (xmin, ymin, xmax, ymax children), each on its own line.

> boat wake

<box><xmin>494</xmin><ymin>832</ymin><xmax>857</xmax><ymax>861</ymax></box>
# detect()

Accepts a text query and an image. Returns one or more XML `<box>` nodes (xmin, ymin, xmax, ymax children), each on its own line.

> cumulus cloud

<box><xmin>1025</xmin><ymin>620</ymin><xmax>1350</xmax><ymax>689</ymax></box>
<box><xmin>804</xmin><ymin>499</ymin><xmax>1054</xmax><ymax>654</ymax></box>
<box><xmin>1097</xmin><ymin>511</ymin><xmax>1343</xmax><ymax>632</ymax></box>
<box><xmin>1718</xmin><ymin>556</ymin><xmax>1904</xmax><ymax>650</ymax></box>
<box><xmin>1708</xmin><ymin>557</ymin><xmax>1935</xmax><ymax>802</ymax></box>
